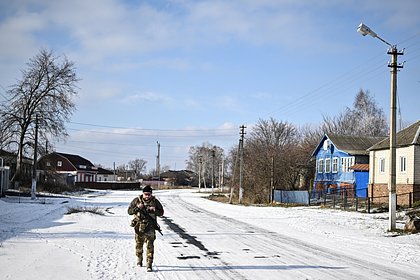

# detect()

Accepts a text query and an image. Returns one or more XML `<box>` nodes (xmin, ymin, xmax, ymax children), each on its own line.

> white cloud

<box><xmin>0</xmin><ymin>11</ymin><xmax>45</xmax><ymax>60</ymax></box>
<box><xmin>121</xmin><ymin>91</ymin><xmax>172</xmax><ymax>104</ymax></box>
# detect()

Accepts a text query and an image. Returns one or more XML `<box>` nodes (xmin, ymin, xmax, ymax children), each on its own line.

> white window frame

<box><xmin>399</xmin><ymin>156</ymin><xmax>407</xmax><ymax>173</ymax></box>
<box><xmin>341</xmin><ymin>157</ymin><xmax>354</xmax><ymax>172</ymax></box>
<box><xmin>332</xmin><ymin>157</ymin><xmax>338</xmax><ymax>173</ymax></box>
<box><xmin>57</xmin><ymin>161</ymin><xmax>62</xmax><ymax>167</ymax></box>
<box><xmin>379</xmin><ymin>158</ymin><xmax>385</xmax><ymax>173</ymax></box>
<box><xmin>318</xmin><ymin>159</ymin><xmax>324</xmax><ymax>173</ymax></box>
<box><xmin>325</xmin><ymin>158</ymin><xmax>331</xmax><ymax>173</ymax></box>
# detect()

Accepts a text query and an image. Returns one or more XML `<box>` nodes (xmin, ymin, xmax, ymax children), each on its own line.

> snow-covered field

<box><xmin>1</xmin><ymin>189</ymin><xmax>419</xmax><ymax>280</ymax></box>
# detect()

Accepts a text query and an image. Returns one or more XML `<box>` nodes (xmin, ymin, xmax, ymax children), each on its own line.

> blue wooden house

<box><xmin>311</xmin><ymin>134</ymin><xmax>385</xmax><ymax>197</ymax></box>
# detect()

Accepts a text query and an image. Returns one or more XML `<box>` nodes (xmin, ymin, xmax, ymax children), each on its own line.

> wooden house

<box><xmin>312</xmin><ymin>134</ymin><xmax>385</xmax><ymax>197</ymax></box>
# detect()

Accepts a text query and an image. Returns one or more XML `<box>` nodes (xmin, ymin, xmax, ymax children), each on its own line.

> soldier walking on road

<box><xmin>128</xmin><ymin>185</ymin><xmax>164</xmax><ymax>272</ymax></box>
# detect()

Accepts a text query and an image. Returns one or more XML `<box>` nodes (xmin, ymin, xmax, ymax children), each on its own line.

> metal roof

<box><xmin>326</xmin><ymin>134</ymin><xmax>386</xmax><ymax>155</ymax></box>
<box><xmin>369</xmin><ymin>120</ymin><xmax>420</xmax><ymax>150</ymax></box>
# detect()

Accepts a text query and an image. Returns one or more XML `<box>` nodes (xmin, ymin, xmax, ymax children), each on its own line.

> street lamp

<box><xmin>357</xmin><ymin>23</ymin><xmax>404</xmax><ymax>231</ymax></box>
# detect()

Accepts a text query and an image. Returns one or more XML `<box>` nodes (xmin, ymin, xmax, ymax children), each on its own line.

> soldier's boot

<box><xmin>146</xmin><ymin>258</ymin><xmax>153</xmax><ymax>272</ymax></box>
<box><xmin>136</xmin><ymin>257</ymin><xmax>143</xmax><ymax>267</ymax></box>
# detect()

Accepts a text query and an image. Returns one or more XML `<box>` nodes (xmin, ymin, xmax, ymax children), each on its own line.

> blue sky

<box><xmin>1</xmin><ymin>0</ymin><xmax>419</xmax><ymax>171</ymax></box>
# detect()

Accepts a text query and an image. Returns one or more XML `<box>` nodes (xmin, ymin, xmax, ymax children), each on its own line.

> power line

<box><xmin>69</xmin><ymin>121</ymin><xmax>237</xmax><ymax>132</ymax></box>
<box><xmin>263</xmin><ymin>33</ymin><xmax>420</xmax><ymax>120</ymax></box>
<box><xmin>67</xmin><ymin>127</ymin><xmax>237</xmax><ymax>138</ymax></box>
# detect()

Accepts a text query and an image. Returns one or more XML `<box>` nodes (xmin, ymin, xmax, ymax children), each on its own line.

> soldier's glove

<box><xmin>133</xmin><ymin>206</ymin><xmax>140</xmax><ymax>213</ymax></box>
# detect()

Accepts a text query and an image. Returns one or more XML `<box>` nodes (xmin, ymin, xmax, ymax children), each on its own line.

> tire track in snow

<box><xmin>157</xmin><ymin>193</ymin><xmax>249</xmax><ymax>280</ymax></box>
<box><xmin>169</xmin><ymin>191</ymin><xmax>419</xmax><ymax>280</ymax></box>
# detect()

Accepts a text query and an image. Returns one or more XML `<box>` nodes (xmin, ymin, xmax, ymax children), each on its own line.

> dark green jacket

<box><xmin>128</xmin><ymin>195</ymin><xmax>164</xmax><ymax>223</ymax></box>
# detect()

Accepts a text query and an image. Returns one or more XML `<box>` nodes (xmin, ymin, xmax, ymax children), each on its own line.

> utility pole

<box><xmin>156</xmin><ymin>141</ymin><xmax>161</xmax><ymax>189</ymax></box>
<box><xmin>0</xmin><ymin>157</ymin><xmax>4</xmax><ymax>197</ymax></box>
<box><xmin>229</xmin><ymin>144</ymin><xmax>240</xmax><ymax>204</ymax></box>
<box><xmin>198</xmin><ymin>156</ymin><xmax>202</xmax><ymax>192</ymax></box>
<box><xmin>270</xmin><ymin>156</ymin><xmax>274</xmax><ymax>203</ymax></box>
<box><xmin>238</xmin><ymin>125</ymin><xmax>246</xmax><ymax>204</ymax></box>
<box><xmin>388</xmin><ymin>46</ymin><xmax>404</xmax><ymax>230</ymax></box>
<box><xmin>113</xmin><ymin>162</ymin><xmax>116</xmax><ymax>181</ymax></box>
<box><xmin>31</xmin><ymin>115</ymin><xmax>39</xmax><ymax>200</ymax></box>
<box><xmin>357</xmin><ymin>23</ymin><xmax>404</xmax><ymax>231</ymax></box>
<box><xmin>220</xmin><ymin>158</ymin><xmax>224</xmax><ymax>191</ymax></box>
<box><xmin>211</xmin><ymin>147</ymin><xmax>215</xmax><ymax>194</ymax></box>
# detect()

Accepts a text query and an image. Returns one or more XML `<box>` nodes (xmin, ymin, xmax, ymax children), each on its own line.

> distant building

<box><xmin>37</xmin><ymin>152</ymin><xmax>98</xmax><ymax>185</ymax></box>
<box><xmin>97</xmin><ymin>167</ymin><xmax>117</xmax><ymax>182</ymax></box>
<box><xmin>160</xmin><ymin>170</ymin><xmax>197</xmax><ymax>186</ymax></box>
<box><xmin>0</xmin><ymin>149</ymin><xmax>33</xmax><ymax>188</ymax></box>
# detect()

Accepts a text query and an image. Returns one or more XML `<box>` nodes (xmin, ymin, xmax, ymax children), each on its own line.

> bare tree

<box><xmin>322</xmin><ymin>89</ymin><xmax>388</xmax><ymax>136</ymax></box>
<box><xmin>186</xmin><ymin>142</ymin><xmax>224</xmax><ymax>188</ymax></box>
<box><xmin>295</xmin><ymin>124</ymin><xmax>323</xmax><ymax>189</ymax></box>
<box><xmin>128</xmin><ymin>158</ymin><xmax>147</xmax><ymax>179</ymax></box>
<box><xmin>0</xmin><ymin>49</ymin><xmax>79</xmax><ymax>184</ymax></box>
<box><xmin>242</xmin><ymin>118</ymin><xmax>299</xmax><ymax>203</ymax></box>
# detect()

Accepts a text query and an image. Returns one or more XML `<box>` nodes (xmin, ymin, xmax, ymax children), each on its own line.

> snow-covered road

<box><xmin>1</xmin><ymin>189</ymin><xmax>419</xmax><ymax>279</ymax></box>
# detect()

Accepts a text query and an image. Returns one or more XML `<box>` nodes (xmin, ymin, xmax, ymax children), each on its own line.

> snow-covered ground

<box><xmin>1</xmin><ymin>189</ymin><xmax>419</xmax><ymax>280</ymax></box>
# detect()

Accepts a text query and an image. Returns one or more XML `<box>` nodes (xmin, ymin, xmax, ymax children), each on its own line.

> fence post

<box><xmin>343</xmin><ymin>190</ymin><xmax>347</xmax><ymax>210</ymax></box>
<box><xmin>409</xmin><ymin>192</ymin><xmax>412</xmax><ymax>208</ymax></box>
<box><xmin>308</xmin><ymin>190</ymin><xmax>310</xmax><ymax>206</ymax></box>
<box><xmin>355</xmin><ymin>196</ymin><xmax>358</xmax><ymax>212</ymax></box>
<box><xmin>323</xmin><ymin>191</ymin><xmax>326</xmax><ymax>206</ymax></box>
<box><xmin>333</xmin><ymin>194</ymin><xmax>336</xmax><ymax>208</ymax></box>
<box><xmin>367</xmin><ymin>197</ymin><xmax>371</xmax><ymax>213</ymax></box>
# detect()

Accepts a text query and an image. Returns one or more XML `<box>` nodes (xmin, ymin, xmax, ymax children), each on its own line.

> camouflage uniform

<box><xmin>128</xmin><ymin>193</ymin><xmax>164</xmax><ymax>270</ymax></box>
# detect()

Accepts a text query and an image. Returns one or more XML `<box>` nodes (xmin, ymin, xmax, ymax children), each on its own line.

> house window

<box><xmin>57</xmin><ymin>161</ymin><xmax>62</xmax><ymax>167</ymax></box>
<box><xmin>46</xmin><ymin>162</ymin><xmax>51</xmax><ymax>167</ymax></box>
<box><xmin>400</xmin><ymin>156</ymin><xmax>406</xmax><ymax>173</ymax></box>
<box><xmin>341</xmin><ymin>157</ymin><xmax>354</xmax><ymax>172</ymax></box>
<box><xmin>332</xmin><ymin>158</ymin><xmax>338</xmax><ymax>173</ymax></box>
<box><xmin>379</xmin><ymin>158</ymin><xmax>385</xmax><ymax>173</ymax></box>
<box><xmin>318</xmin><ymin>159</ymin><xmax>324</xmax><ymax>173</ymax></box>
<box><xmin>325</xmin><ymin>158</ymin><xmax>331</xmax><ymax>173</ymax></box>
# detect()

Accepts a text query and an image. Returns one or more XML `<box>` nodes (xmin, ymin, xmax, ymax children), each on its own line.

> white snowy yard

<box><xmin>1</xmin><ymin>189</ymin><xmax>419</xmax><ymax>280</ymax></box>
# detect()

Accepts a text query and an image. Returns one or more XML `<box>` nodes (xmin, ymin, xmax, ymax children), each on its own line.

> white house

<box><xmin>97</xmin><ymin>167</ymin><xmax>117</xmax><ymax>182</ymax></box>
<box><xmin>368</xmin><ymin>120</ymin><xmax>420</xmax><ymax>205</ymax></box>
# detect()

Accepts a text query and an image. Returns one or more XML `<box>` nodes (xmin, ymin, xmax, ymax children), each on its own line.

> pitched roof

<box><xmin>312</xmin><ymin>134</ymin><xmax>386</xmax><ymax>157</ymax></box>
<box><xmin>55</xmin><ymin>152</ymin><xmax>95</xmax><ymax>170</ymax></box>
<box><xmin>327</xmin><ymin>134</ymin><xmax>386</xmax><ymax>155</ymax></box>
<box><xmin>97</xmin><ymin>167</ymin><xmax>114</xmax><ymax>175</ymax></box>
<box><xmin>369</xmin><ymin>120</ymin><xmax>420</xmax><ymax>150</ymax></box>
<box><xmin>160</xmin><ymin>170</ymin><xmax>196</xmax><ymax>178</ymax></box>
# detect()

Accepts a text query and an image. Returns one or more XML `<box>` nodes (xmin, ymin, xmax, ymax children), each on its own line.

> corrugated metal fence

<box><xmin>274</xmin><ymin>190</ymin><xmax>309</xmax><ymax>205</ymax></box>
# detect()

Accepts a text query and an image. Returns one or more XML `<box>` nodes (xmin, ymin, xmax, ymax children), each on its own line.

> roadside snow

<box><xmin>1</xmin><ymin>189</ymin><xmax>419</xmax><ymax>280</ymax></box>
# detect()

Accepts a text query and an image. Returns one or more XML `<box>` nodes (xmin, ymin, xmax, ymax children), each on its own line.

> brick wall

<box><xmin>369</xmin><ymin>183</ymin><xmax>420</xmax><ymax>205</ymax></box>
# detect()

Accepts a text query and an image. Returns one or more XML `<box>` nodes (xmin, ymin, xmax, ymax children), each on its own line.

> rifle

<box><xmin>138</xmin><ymin>206</ymin><xmax>163</xmax><ymax>236</ymax></box>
